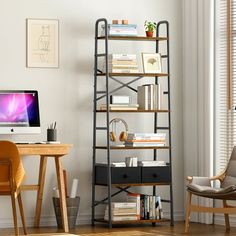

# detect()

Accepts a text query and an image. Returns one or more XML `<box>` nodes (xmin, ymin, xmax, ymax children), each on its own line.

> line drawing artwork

<box><xmin>37</xmin><ymin>25</ymin><xmax>51</xmax><ymax>62</ymax></box>
<box><xmin>27</xmin><ymin>19</ymin><xmax>59</xmax><ymax>68</ymax></box>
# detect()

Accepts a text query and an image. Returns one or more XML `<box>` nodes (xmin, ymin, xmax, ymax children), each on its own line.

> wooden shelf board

<box><xmin>112</xmin><ymin>182</ymin><xmax>171</xmax><ymax>187</ymax></box>
<box><xmin>97</xmin><ymin>72</ymin><xmax>168</xmax><ymax>77</ymax></box>
<box><xmin>97</xmin><ymin>36</ymin><xmax>168</xmax><ymax>41</ymax></box>
<box><xmin>95</xmin><ymin>218</ymin><xmax>169</xmax><ymax>224</ymax></box>
<box><xmin>95</xmin><ymin>182</ymin><xmax>171</xmax><ymax>187</ymax></box>
<box><xmin>95</xmin><ymin>146</ymin><xmax>170</xmax><ymax>150</ymax></box>
<box><xmin>96</xmin><ymin>109</ymin><xmax>170</xmax><ymax>113</ymax></box>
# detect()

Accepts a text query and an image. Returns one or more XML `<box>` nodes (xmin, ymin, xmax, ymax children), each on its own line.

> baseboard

<box><xmin>0</xmin><ymin>210</ymin><xmax>184</xmax><ymax>228</ymax></box>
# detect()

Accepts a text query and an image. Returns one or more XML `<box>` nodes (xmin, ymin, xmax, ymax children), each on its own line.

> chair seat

<box><xmin>187</xmin><ymin>183</ymin><xmax>236</xmax><ymax>199</ymax></box>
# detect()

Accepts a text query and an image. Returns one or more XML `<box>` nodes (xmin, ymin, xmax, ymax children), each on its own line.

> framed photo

<box><xmin>142</xmin><ymin>53</ymin><xmax>162</xmax><ymax>73</ymax></box>
<box><xmin>26</xmin><ymin>19</ymin><xmax>59</xmax><ymax>68</ymax></box>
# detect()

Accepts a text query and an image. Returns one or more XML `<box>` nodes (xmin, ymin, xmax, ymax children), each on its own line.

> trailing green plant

<box><xmin>144</xmin><ymin>21</ymin><xmax>157</xmax><ymax>32</ymax></box>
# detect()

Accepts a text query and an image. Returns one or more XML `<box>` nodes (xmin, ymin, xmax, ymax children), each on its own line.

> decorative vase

<box><xmin>146</xmin><ymin>31</ymin><xmax>154</xmax><ymax>37</ymax></box>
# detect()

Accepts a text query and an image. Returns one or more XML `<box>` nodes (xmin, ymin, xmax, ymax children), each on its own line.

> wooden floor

<box><xmin>1</xmin><ymin>221</ymin><xmax>236</xmax><ymax>236</ymax></box>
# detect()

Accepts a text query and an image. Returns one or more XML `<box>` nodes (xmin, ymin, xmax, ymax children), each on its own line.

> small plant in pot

<box><xmin>144</xmin><ymin>21</ymin><xmax>157</xmax><ymax>37</ymax></box>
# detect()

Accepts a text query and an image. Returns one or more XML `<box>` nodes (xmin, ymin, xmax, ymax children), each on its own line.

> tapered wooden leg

<box><xmin>55</xmin><ymin>157</ymin><xmax>69</xmax><ymax>233</ymax></box>
<box><xmin>185</xmin><ymin>192</ymin><xmax>192</xmax><ymax>233</ymax></box>
<box><xmin>223</xmin><ymin>200</ymin><xmax>230</xmax><ymax>231</ymax></box>
<box><xmin>11</xmin><ymin>192</ymin><xmax>19</xmax><ymax>236</ymax></box>
<box><xmin>34</xmin><ymin>156</ymin><xmax>48</xmax><ymax>227</ymax></box>
<box><xmin>18</xmin><ymin>192</ymin><xmax>27</xmax><ymax>235</ymax></box>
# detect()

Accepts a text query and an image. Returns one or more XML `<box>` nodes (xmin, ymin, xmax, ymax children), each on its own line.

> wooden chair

<box><xmin>0</xmin><ymin>141</ymin><xmax>27</xmax><ymax>235</ymax></box>
<box><xmin>185</xmin><ymin>146</ymin><xmax>236</xmax><ymax>233</ymax></box>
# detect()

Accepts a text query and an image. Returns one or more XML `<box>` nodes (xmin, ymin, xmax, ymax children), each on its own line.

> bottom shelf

<box><xmin>95</xmin><ymin>218</ymin><xmax>169</xmax><ymax>224</ymax></box>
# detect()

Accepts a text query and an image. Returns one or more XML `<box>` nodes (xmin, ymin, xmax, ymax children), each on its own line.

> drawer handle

<box><xmin>123</xmin><ymin>174</ymin><xmax>128</xmax><ymax>178</ymax></box>
<box><xmin>153</xmin><ymin>174</ymin><xmax>158</xmax><ymax>178</ymax></box>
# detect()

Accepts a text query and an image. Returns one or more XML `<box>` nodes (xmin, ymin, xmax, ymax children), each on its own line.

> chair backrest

<box><xmin>222</xmin><ymin>146</ymin><xmax>236</xmax><ymax>188</ymax></box>
<box><xmin>0</xmin><ymin>141</ymin><xmax>25</xmax><ymax>188</ymax></box>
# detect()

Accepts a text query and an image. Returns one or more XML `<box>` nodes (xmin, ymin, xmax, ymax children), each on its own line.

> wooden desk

<box><xmin>17</xmin><ymin>144</ymin><xmax>72</xmax><ymax>233</ymax></box>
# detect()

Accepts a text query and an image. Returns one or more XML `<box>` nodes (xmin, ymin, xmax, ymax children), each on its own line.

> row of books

<box><xmin>104</xmin><ymin>194</ymin><xmax>164</xmax><ymax>221</ymax></box>
<box><xmin>125</xmin><ymin>133</ymin><xmax>166</xmax><ymax>147</ymax></box>
<box><xmin>137</xmin><ymin>84</ymin><xmax>162</xmax><ymax>110</ymax></box>
<box><xmin>101</xmin><ymin>24</ymin><xmax>138</xmax><ymax>37</ymax></box>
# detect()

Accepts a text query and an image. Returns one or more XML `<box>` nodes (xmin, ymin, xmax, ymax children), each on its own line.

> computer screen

<box><xmin>0</xmin><ymin>90</ymin><xmax>41</xmax><ymax>134</ymax></box>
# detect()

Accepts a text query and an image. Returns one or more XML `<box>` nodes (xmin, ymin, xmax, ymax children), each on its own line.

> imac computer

<box><xmin>0</xmin><ymin>90</ymin><xmax>41</xmax><ymax>134</ymax></box>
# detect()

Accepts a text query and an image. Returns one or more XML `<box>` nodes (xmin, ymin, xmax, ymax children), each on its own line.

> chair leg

<box><xmin>223</xmin><ymin>200</ymin><xmax>230</xmax><ymax>231</ymax></box>
<box><xmin>11</xmin><ymin>192</ymin><xmax>19</xmax><ymax>236</ymax></box>
<box><xmin>18</xmin><ymin>192</ymin><xmax>27</xmax><ymax>235</ymax></box>
<box><xmin>185</xmin><ymin>192</ymin><xmax>192</xmax><ymax>233</ymax></box>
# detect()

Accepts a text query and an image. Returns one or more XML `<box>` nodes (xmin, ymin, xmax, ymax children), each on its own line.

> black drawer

<box><xmin>95</xmin><ymin>165</ymin><xmax>141</xmax><ymax>185</ymax></box>
<box><xmin>141</xmin><ymin>166</ymin><xmax>171</xmax><ymax>183</ymax></box>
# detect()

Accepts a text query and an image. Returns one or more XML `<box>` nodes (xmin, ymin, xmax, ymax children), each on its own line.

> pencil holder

<box><xmin>47</xmin><ymin>129</ymin><xmax>57</xmax><ymax>142</ymax></box>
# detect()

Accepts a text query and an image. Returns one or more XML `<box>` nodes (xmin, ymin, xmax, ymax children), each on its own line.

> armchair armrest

<box><xmin>186</xmin><ymin>170</ymin><xmax>226</xmax><ymax>186</ymax></box>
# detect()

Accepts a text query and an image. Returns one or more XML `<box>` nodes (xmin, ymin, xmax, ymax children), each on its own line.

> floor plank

<box><xmin>1</xmin><ymin>221</ymin><xmax>236</xmax><ymax>236</ymax></box>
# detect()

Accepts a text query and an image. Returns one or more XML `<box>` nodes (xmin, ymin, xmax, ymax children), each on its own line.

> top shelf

<box><xmin>97</xmin><ymin>36</ymin><xmax>168</xmax><ymax>41</ymax></box>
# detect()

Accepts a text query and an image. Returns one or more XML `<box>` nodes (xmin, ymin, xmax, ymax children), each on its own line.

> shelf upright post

<box><xmin>103</xmin><ymin>19</ymin><xmax>113</xmax><ymax>229</ymax></box>
<box><xmin>92</xmin><ymin>19</ymin><xmax>100</xmax><ymax>226</ymax></box>
<box><xmin>152</xmin><ymin>22</ymin><xmax>159</xmax><ymax>224</ymax></box>
<box><xmin>92</xmin><ymin>18</ymin><xmax>112</xmax><ymax>228</ymax></box>
<box><xmin>157</xmin><ymin>21</ymin><xmax>174</xmax><ymax>226</ymax></box>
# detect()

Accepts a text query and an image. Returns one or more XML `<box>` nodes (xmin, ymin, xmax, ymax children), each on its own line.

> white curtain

<box><xmin>183</xmin><ymin>0</ymin><xmax>214</xmax><ymax>224</ymax></box>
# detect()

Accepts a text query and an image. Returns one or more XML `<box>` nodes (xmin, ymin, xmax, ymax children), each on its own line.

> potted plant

<box><xmin>144</xmin><ymin>21</ymin><xmax>157</xmax><ymax>37</ymax></box>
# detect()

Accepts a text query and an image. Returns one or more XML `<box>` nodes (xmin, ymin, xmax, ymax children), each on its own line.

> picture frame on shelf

<box><xmin>142</xmin><ymin>53</ymin><xmax>162</xmax><ymax>73</ymax></box>
<box><xmin>26</xmin><ymin>18</ymin><xmax>59</xmax><ymax>68</ymax></box>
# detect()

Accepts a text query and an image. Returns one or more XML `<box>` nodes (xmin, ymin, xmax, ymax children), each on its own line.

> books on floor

<box><xmin>104</xmin><ymin>202</ymin><xmax>139</xmax><ymax>221</ymax></box>
<box><xmin>137</xmin><ymin>84</ymin><xmax>163</xmax><ymax>110</ymax></box>
<box><xmin>101</xmin><ymin>24</ymin><xmax>138</xmax><ymax>37</ymax></box>
<box><xmin>125</xmin><ymin>133</ymin><xmax>166</xmax><ymax>147</ymax></box>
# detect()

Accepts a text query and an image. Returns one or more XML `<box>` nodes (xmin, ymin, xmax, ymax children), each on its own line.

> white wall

<box><xmin>0</xmin><ymin>0</ymin><xmax>183</xmax><ymax>227</ymax></box>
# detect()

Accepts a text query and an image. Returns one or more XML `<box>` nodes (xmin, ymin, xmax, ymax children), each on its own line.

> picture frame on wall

<box><xmin>26</xmin><ymin>18</ymin><xmax>59</xmax><ymax>68</ymax></box>
<box><xmin>142</xmin><ymin>53</ymin><xmax>162</xmax><ymax>73</ymax></box>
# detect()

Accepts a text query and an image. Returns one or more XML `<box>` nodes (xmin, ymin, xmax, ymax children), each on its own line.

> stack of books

<box><xmin>104</xmin><ymin>202</ymin><xmax>139</xmax><ymax>221</ymax></box>
<box><xmin>138</xmin><ymin>160</ymin><xmax>167</xmax><ymax>167</ymax></box>
<box><xmin>99</xmin><ymin>103</ymin><xmax>139</xmax><ymax>111</ymax></box>
<box><xmin>101</xmin><ymin>24</ymin><xmax>138</xmax><ymax>37</ymax></box>
<box><xmin>124</xmin><ymin>133</ymin><xmax>166</xmax><ymax>147</ymax></box>
<box><xmin>110</xmin><ymin>162</ymin><xmax>126</xmax><ymax>167</ymax></box>
<box><xmin>127</xmin><ymin>193</ymin><xmax>163</xmax><ymax>220</ymax></box>
<box><xmin>107</xmin><ymin>54</ymin><xmax>139</xmax><ymax>73</ymax></box>
<box><xmin>137</xmin><ymin>84</ymin><xmax>162</xmax><ymax>110</ymax></box>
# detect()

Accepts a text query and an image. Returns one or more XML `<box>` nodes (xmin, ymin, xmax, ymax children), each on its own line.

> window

<box><xmin>215</xmin><ymin>0</ymin><xmax>236</xmax><ymax>174</ymax></box>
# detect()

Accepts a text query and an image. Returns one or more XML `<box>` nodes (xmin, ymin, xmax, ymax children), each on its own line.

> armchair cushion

<box><xmin>191</xmin><ymin>176</ymin><xmax>211</xmax><ymax>186</ymax></box>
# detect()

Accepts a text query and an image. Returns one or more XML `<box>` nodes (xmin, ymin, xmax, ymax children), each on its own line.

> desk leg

<box><xmin>34</xmin><ymin>155</ymin><xmax>48</xmax><ymax>227</ymax></box>
<box><xmin>55</xmin><ymin>157</ymin><xmax>69</xmax><ymax>233</ymax></box>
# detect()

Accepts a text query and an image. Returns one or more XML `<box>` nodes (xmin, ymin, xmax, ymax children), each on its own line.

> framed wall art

<box><xmin>26</xmin><ymin>19</ymin><xmax>59</xmax><ymax>68</ymax></box>
<box><xmin>142</xmin><ymin>53</ymin><xmax>162</xmax><ymax>73</ymax></box>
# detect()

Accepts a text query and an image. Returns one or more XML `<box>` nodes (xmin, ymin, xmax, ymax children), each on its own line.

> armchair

<box><xmin>185</xmin><ymin>147</ymin><xmax>236</xmax><ymax>233</ymax></box>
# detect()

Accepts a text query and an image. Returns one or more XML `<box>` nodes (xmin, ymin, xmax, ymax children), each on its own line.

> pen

<box><xmin>54</xmin><ymin>122</ymin><xmax>57</xmax><ymax>129</ymax></box>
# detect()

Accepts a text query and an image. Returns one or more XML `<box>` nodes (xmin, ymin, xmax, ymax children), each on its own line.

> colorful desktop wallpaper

<box><xmin>0</xmin><ymin>92</ymin><xmax>40</xmax><ymax>126</ymax></box>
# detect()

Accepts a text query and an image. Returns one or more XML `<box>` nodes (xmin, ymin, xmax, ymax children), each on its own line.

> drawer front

<box><xmin>112</xmin><ymin>167</ymin><xmax>141</xmax><ymax>184</ymax></box>
<box><xmin>141</xmin><ymin>166</ymin><xmax>171</xmax><ymax>183</ymax></box>
<box><xmin>95</xmin><ymin>165</ymin><xmax>141</xmax><ymax>185</ymax></box>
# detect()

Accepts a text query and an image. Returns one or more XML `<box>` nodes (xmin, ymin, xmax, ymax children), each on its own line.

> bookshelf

<box><xmin>92</xmin><ymin>18</ymin><xmax>173</xmax><ymax>228</ymax></box>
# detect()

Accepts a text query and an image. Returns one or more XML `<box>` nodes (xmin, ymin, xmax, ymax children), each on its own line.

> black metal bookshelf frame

<box><xmin>92</xmin><ymin>18</ymin><xmax>173</xmax><ymax>228</ymax></box>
